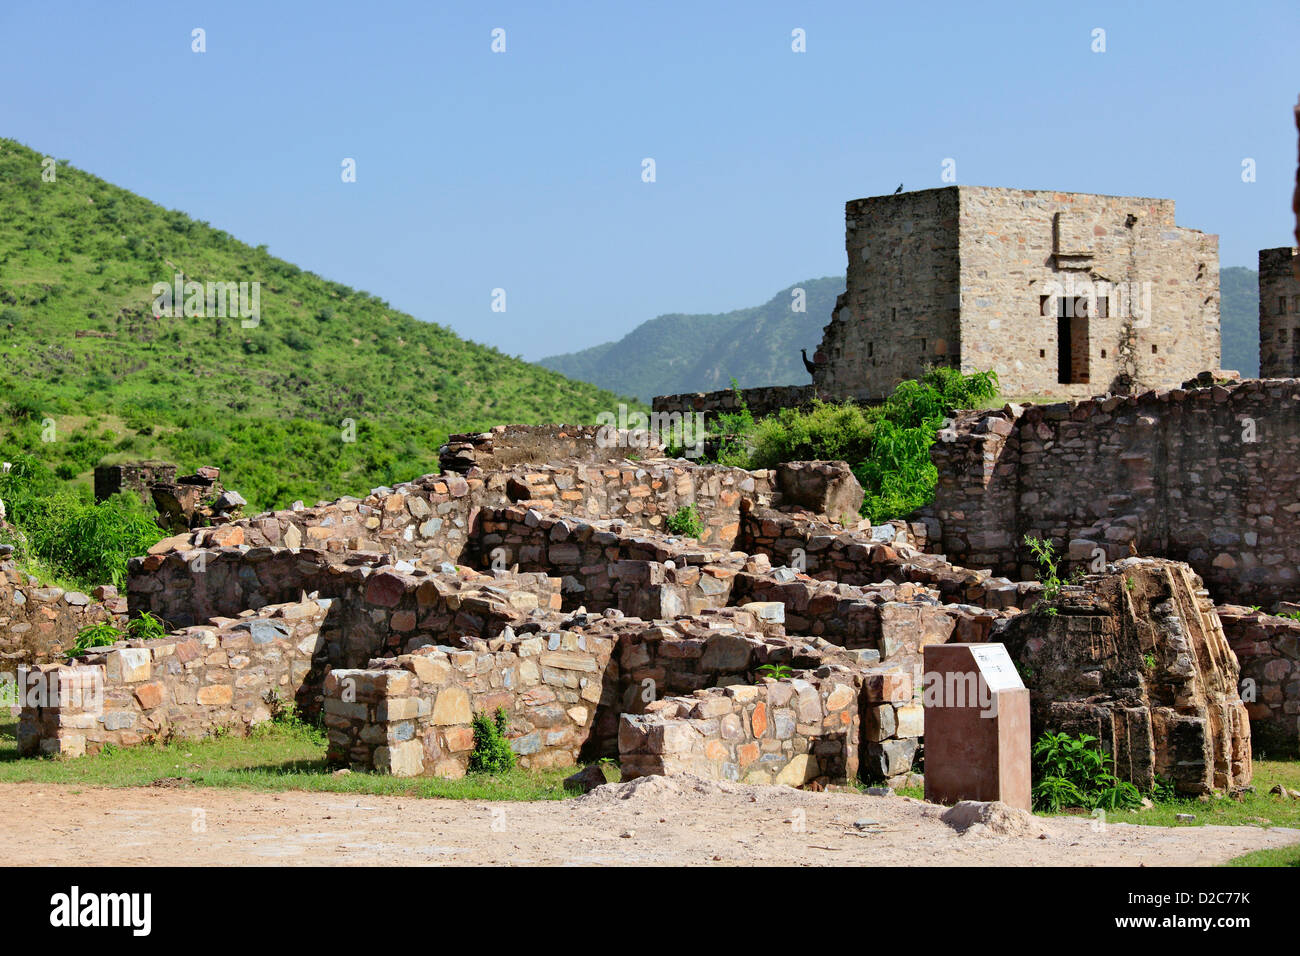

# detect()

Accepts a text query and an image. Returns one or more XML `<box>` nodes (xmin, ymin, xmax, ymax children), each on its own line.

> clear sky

<box><xmin>2</xmin><ymin>1</ymin><xmax>1296</xmax><ymax>359</ymax></box>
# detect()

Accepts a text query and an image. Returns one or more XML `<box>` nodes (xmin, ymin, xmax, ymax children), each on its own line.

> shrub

<box><xmin>0</xmin><ymin>456</ymin><xmax>162</xmax><ymax>588</ymax></box>
<box><xmin>666</xmin><ymin>503</ymin><xmax>704</xmax><ymax>538</ymax></box>
<box><xmin>468</xmin><ymin>707</ymin><xmax>516</xmax><ymax>774</ymax></box>
<box><xmin>1031</xmin><ymin>731</ymin><xmax>1142</xmax><ymax>812</ymax></box>
<box><xmin>125</xmin><ymin>611</ymin><xmax>168</xmax><ymax>641</ymax></box>
<box><xmin>714</xmin><ymin>367</ymin><xmax>999</xmax><ymax>524</ymax></box>
<box><xmin>67</xmin><ymin>621</ymin><xmax>122</xmax><ymax>658</ymax></box>
<box><xmin>749</xmin><ymin>400</ymin><xmax>876</xmax><ymax>469</ymax></box>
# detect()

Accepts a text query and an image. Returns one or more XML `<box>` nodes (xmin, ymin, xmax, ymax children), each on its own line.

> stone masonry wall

<box><xmin>812</xmin><ymin>187</ymin><xmax>1217</xmax><ymax>403</ymax></box>
<box><xmin>1217</xmin><ymin>605</ymin><xmax>1300</xmax><ymax>755</ymax></box>
<box><xmin>1</xmin><ymin>558</ymin><xmax>126</xmax><ymax>671</ymax></box>
<box><xmin>439</xmin><ymin>424</ymin><xmax>663</xmax><ymax>474</ymax></box>
<box><xmin>816</xmin><ymin>187</ymin><xmax>961</xmax><ymax>402</ymax></box>
<box><xmin>18</xmin><ymin>598</ymin><xmax>329</xmax><ymax>757</ymax></box>
<box><xmin>143</xmin><ymin>458</ymin><xmax>775</xmax><ymax>569</ymax></box>
<box><xmin>651</xmin><ymin>385</ymin><xmax>817</xmax><ymax>428</ymax></box>
<box><xmin>323</xmin><ymin>624</ymin><xmax>618</xmax><ymax>777</ymax></box>
<box><xmin>931</xmin><ymin>379</ymin><xmax>1300</xmax><ymax>607</ymax></box>
<box><xmin>1260</xmin><ymin>247</ymin><xmax>1300</xmax><ymax>378</ymax></box>
<box><xmin>473</xmin><ymin>504</ymin><xmax>745</xmax><ymax>615</ymax></box>
<box><xmin>957</xmin><ymin>187</ymin><xmax>1218</xmax><ymax>399</ymax></box>
<box><xmin>618</xmin><ymin>675</ymin><xmax>860</xmax><ymax>787</ymax></box>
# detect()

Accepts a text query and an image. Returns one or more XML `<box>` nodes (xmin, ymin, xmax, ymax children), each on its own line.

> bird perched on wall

<box><xmin>894</xmin><ymin>184</ymin><xmax>903</xmax><ymax>194</ymax></box>
<box><xmin>801</xmin><ymin>348</ymin><xmax>817</xmax><ymax>377</ymax></box>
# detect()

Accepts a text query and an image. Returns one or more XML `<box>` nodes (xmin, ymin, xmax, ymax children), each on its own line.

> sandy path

<box><xmin>3</xmin><ymin>777</ymin><xmax>1296</xmax><ymax>867</ymax></box>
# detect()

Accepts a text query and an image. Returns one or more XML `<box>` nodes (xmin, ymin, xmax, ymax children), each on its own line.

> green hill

<box><xmin>543</xmin><ymin>269</ymin><xmax>1262</xmax><ymax>399</ymax></box>
<box><xmin>539</xmin><ymin>277</ymin><xmax>845</xmax><ymax>402</ymax></box>
<box><xmin>0</xmin><ymin>138</ymin><xmax>636</xmax><ymax>511</ymax></box>
<box><xmin>1220</xmin><ymin>266</ymin><xmax>1259</xmax><ymax>377</ymax></box>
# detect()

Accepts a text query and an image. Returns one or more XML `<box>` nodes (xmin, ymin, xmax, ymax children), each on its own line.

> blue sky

<box><xmin>2</xmin><ymin>1</ymin><xmax>1296</xmax><ymax>359</ymax></box>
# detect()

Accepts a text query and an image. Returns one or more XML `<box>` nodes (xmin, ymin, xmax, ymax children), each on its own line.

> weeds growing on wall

<box><xmin>666</xmin><ymin>503</ymin><xmax>704</xmax><ymax>538</ymax></box>
<box><xmin>468</xmin><ymin>707</ymin><xmax>517</xmax><ymax>774</ymax></box>
<box><xmin>702</xmin><ymin>367</ymin><xmax>999</xmax><ymax>523</ymax></box>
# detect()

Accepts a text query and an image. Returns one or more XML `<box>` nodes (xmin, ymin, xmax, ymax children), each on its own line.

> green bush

<box><xmin>66</xmin><ymin>621</ymin><xmax>121</xmax><ymax>658</ymax></box>
<box><xmin>468</xmin><ymin>707</ymin><xmax>517</xmax><ymax>774</ymax></box>
<box><xmin>749</xmin><ymin>400</ymin><xmax>876</xmax><ymax>469</ymax></box>
<box><xmin>704</xmin><ymin>367</ymin><xmax>999</xmax><ymax>524</ymax></box>
<box><xmin>1031</xmin><ymin>731</ymin><xmax>1142</xmax><ymax>812</ymax></box>
<box><xmin>666</xmin><ymin>503</ymin><xmax>704</xmax><ymax>538</ymax></box>
<box><xmin>0</xmin><ymin>454</ymin><xmax>162</xmax><ymax>588</ymax></box>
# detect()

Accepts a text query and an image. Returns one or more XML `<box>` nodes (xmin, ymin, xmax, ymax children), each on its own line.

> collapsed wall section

<box><xmin>994</xmin><ymin>558</ymin><xmax>1251</xmax><ymax>794</ymax></box>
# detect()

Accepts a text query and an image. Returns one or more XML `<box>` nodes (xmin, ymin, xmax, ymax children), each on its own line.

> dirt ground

<box><xmin>4</xmin><ymin>775</ymin><xmax>1297</xmax><ymax>866</ymax></box>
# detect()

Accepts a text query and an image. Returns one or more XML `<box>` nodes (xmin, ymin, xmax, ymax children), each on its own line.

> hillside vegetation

<box><xmin>0</xmin><ymin>138</ymin><xmax>635</xmax><ymax>512</ymax></box>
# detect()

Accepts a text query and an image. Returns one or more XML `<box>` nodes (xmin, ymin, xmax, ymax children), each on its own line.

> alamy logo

<box><xmin>151</xmin><ymin>273</ymin><xmax>260</xmax><ymax>327</ymax></box>
<box><xmin>596</xmin><ymin>406</ymin><xmax>705</xmax><ymax>458</ymax></box>
<box><xmin>49</xmin><ymin>886</ymin><xmax>151</xmax><ymax>936</ymax></box>
<box><xmin>922</xmin><ymin>669</ymin><xmax>998</xmax><ymax>717</ymax></box>
<box><xmin>1040</xmin><ymin>275</ymin><xmax>1151</xmax><ymax>325</ymax></box>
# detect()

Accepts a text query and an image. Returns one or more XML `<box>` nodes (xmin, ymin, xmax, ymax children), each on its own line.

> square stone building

<box><xmin>1259</xmin><ymin>246</ymin><xmax>1300</xmax><ymax>378</ymax></box>
<box><xmin>813</xmin><ymin>186</ymin><xmax>1220</xmax><ymax>400</ymax></box>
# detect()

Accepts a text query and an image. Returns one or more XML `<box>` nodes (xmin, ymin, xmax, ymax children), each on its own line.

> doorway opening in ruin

<box><xmin>1056</xmin><ymin>298</ymin><xmax>1091</xmax><ymax>384</ymax></box>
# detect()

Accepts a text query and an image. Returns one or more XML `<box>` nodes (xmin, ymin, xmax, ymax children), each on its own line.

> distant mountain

<box><xmin>543</xmin><ymin>269</ymin><xmax>1262</xmax><ymax>401</ymax></box>
<box><xmin>1220</xmin><ymin>266</ymin><xmax>1259</xmax><ymax>377</ymax></box>
<box><xmin>539</xmin><ymin>277</ymin><xmax>845</xmax><ymax>402</ymax></box>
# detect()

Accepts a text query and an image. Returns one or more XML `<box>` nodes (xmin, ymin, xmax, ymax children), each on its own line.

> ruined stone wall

<box><xmin>931</xmin><ymin>379</ymin><xmax>1300</xmax><ymax>606</ymax></box>
<box><xmin>439</xmin><ymin>424</ymin><xmax>663</xmax><ymax>474</ymax></box>
<box><xmin>618</xmin><ymin>676</ymin><xmax>860</xmax><ymax>787</ymax></box>
<box><xmin>1</xmin><ymin>560</ymin><xmax>126</xmax><ymax>669</ymax></box>
<box><xmin>957</xmin><ymin>187</ymin><xmax>1219</xmax><ymax>398</ymax></box>
<box><xmin>995</xmin><ymin>559</ymin><xmax>1251</xmax><ymax>795</ymax></box>
<box><xmin>815</xmin><ymin>187</ymin><xmax>961</xmax><ymax>401</ymax></box>
<box><xmin>651</xmin><ymin>385</ymin><xmax>817</xmax><ymax>428</ymax></box>
<box><xmin>324</xmin><ymin>627</ymin><xmax>618</xmax><ymax>777</ymax></box>
<box><xmin>1218</xmin><ymin>605</ymin><xmax>1300</xmax><ymax>755</ymax></box>
<box><xmin>18</xmin><ymin>599</ymin><xmax>328</xmax><ymax>757</ymax></box>
<box><xmin>473</xmin><ymin>505</ymin><xmax>744</xmax><ymax>615</ymax></box>
<box><xmin>486</xmin><ymin>460</ymin><xmax>773</xmax><ymax>549</ymax></box>
<box><xmin>1260</xmin><ymin>247</ymin><xmax>1300</xmax><ymax>378</ymax></box>
<box><xmin>147</xmin><ymin>459</ymin><xmax>774</xmax><ymax>567</ymax></box>
<box><xmin>93</xmin><ymin>461</ymin><xmax>176</xmax><ymax>506</ymax></box>
<box><xmin>128</xmin><ymin>545</ymin><xmax>563</xmax><ymax>714</ymax></box>
<box><xmin>739</xmin><ymin>506</ymin><xmax>1033</xmax><ymax>609</ymax></box>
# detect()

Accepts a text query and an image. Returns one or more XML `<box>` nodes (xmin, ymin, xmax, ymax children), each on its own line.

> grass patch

<box><xmin>1037</xmin><ymin>760</ymin><xmax>1300</xmax><ymax>830</ymax></box>
<box><xmin>1222</xmin><ymin>845</ymin><xmax>1300</xmax><ymax>867</ymax></box>
<box><xmin>0</xmin><ymin>719</ymin><xmax>573</xmax><ymax>801</ymax></box>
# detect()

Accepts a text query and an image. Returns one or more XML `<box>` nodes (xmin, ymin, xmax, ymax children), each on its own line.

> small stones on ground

<box><xmin>864</xmin><ymin>786</ymin><xmax>893</xmax><ymax>797</ymax></box>
<box><xmin>1175</xmin><ymin>813</ymin><xmax>1196</xmax><ymax>823</ymax></box>
<box><xmin>619</xmin><ymin>829</ymin><xmax>635</xmax><ymax>839</ymax></box>
<box><xmin>853</xmin><ymin>818</ymin><xmax>879</xmax><ymax>829</ymax></box>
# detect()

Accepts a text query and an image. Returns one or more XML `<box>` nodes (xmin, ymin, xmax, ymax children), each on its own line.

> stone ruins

<box><xmin>13</xmin><ymin>408</ymin><xmax>1278</xmax><ymax>793</ymax></box>
<box><xmin>656</xmin><ymin>186</ymin><xmax>1222</xmax><ymax>423</ymax></box>
<box><xmin>9</xmin><ymin>178</ymin><xmax>1300</xmax><ymax>805</ymax></box>
<box><xmin>1260</xmin><ymin>246</ymin><xmax>1300</xmax><ymax>378</ymax></box>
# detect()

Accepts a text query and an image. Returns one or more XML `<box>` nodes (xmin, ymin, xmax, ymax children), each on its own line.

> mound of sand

<box><xmin>577</xmin><ymin>772</ymin><xmax>745</xmax><ymax>805</ymax></box>
<box><xmin>941</xmin><ymin>800</ymin><xmax>1049</xmax><ymax>837</ymax></box>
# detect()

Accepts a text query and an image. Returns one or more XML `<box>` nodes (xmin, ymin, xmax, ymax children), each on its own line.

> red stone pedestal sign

<box><xmin>923</xmin><ymin>643</ymin><xmax>1031</xmax><ymax>811</ymax></box>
